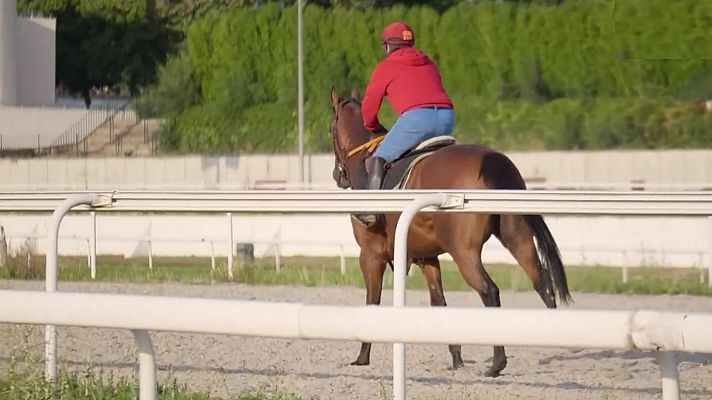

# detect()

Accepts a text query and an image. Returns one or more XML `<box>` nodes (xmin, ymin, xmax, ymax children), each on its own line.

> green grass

<box><xmin>1</xmin><ymin>254</ymin><xmax>711</xmax><ymax>297</ymax></box>
<box><xmin>0</xmin><ymin>363</ymin><xmax>306</xmax><ymax>400</ymax></box>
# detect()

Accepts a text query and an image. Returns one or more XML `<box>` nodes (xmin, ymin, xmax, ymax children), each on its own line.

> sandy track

<box><xmin>2</xmin><ymin>280</ymin><xmax>712</xmax><ymax>399</ymax></box>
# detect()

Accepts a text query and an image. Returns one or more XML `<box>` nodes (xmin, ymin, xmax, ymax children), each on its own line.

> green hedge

<box><xmin>144</xmin><ymin>0</ymin><xmax>712</xmax><ymax>153</ymax></box>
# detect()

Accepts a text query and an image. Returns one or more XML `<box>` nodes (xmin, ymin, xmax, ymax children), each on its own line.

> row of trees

<box><xmin>145</xmin><ymin>0</ymin><xmax>712</xmax><ymax>153</ymax></box>
<box><xmin>18</xmin><ymin>0</ymin><xmax>712</xmax><ymax>152</ymax></box>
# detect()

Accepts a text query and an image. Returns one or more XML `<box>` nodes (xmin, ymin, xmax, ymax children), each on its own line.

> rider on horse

<box><xmin>357</xmin><ymin>22</ymin><xmax>456</xmax><ymax>226</ymax></box>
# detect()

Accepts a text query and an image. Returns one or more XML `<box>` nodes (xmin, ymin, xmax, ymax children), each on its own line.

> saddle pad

<box><xmin>382</xmin><ymin>135</ymin><xmax>457</xmax><ymax>190</ymax></box>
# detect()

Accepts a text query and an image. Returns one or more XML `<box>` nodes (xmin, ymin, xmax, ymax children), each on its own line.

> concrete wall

<box><xmin>16</xmin><ymin>17</ymin><xmax>56</xmax><ymax>107</ymax></box>
<box><xmin>0</xmin><ymin>213</ymin><xmax>710</xmax><ymax>269</ymax></box>
<box><xmin>1</xmin><ymin>150</ymin><xmax>711</xmax><ymax>190</ymax></box>
<box><xmin>0</xmin><ymin>0</ymin><xmax>17</xmax><ymax>106</ymax></box>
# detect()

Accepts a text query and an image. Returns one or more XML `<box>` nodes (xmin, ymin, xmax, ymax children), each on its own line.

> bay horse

<box><xmin>329</xmin><ymin>88</ymin><xmax>571</xmax><ymax>377</ymax></box>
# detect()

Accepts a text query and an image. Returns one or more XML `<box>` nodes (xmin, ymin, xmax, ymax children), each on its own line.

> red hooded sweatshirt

<box><xmin>361</xmin><ymin>47</ymin><xmax>453</xmax><ymax>133</ymax></box>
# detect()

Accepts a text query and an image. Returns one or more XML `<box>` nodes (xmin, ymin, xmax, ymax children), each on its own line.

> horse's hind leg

<box><xmin>352</xmin><ymin>250</ymin><xmax>387</xmax><ymax>366</ymax></box>
<box><xmin>450</xmin><ymin>248</ymin><xmax>507</xmax><ymax>377</ymax></box>
<box><xmin>417</xmin><ymin>257</ymin><xmax>464</xmax><ymax>370</ymax></box>
<box><xmin>498</xmin><ymin>214</ymin><xmax>556</xmax><ymax>308</ymax></box>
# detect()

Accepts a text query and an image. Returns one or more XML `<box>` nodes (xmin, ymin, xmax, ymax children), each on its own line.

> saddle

<box><xmin>380</xmin><ymin>135</ymin><xmax>457</xmax><ymax>190</ymax></box>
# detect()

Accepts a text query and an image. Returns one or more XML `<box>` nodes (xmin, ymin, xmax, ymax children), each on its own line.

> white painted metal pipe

<box><xmin>90</xmin><ymin>211</ymin><xmax>97</xmax><ymax>279</ymax></box>
<box><xmin>2</xmin><ymin>190</ymin><xmax>712</xmax><ymax>216</ymax></box>
<box><xmin>392</xmin><ymin>193</ymin><xmax>449</xmax><ymax>400</ymax></box>
<box><xmin>275</xmin><ymin>242</ymin><xmax>281</xmax><ymax>273</ymax></box>
<box><xmin>2</xmin><ymin>290</ymin><xmax>711</xmax><ymax>352</ymax></box>
<box><xmin>132</xmin><ymin>330</ymin><xmax>156</xmax><ymax>400</ymax></box>
<box><xmin>45</xmin><ymin>193</ymin><xmax>108</xmax><ymax>381</ymax></box>
<box><xmin>656</xmin><ymin>352</ymin><xmax>680</xmax><ymax>400</ymax></box>
<box><xmin>147</xmin><ymin>241</ymin><xmax>153</xmax><ymax>270</ymax></box>
<box><xmin>210</xmin><ymin>241</ymin><xmax>216</xmax><ymax>271</ymax></box>
<box><xmin>227</xmin><ymin>212</ymin><xmax>233</xmax><ymax>280</ymax></box>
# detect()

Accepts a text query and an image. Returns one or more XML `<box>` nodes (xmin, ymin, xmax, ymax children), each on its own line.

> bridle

<box><xmin>330</xmin><ymin>98</ymin><xmax>385</xmax><ymax>189</ymax></box>
<box><xmin>331</xmin><ymin>99</ymin><xmax>354</xmax><ymax>188</ymax></box>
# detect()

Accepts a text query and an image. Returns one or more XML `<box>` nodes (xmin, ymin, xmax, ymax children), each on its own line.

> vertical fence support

<box><xmin>275</xmin><ymin>241</ymin><xmax>281</xmax><ymax>273</ymax></box>
<box><xmin>132</xmin><ymin>330</ymin><xmax>157</xmax><ymax>400</ymax></box>
<box><xmin>90</xmin><ymin>211</ymin><xmax>97</xmax><ymax>279</ymax></box>
<box><xmin>392</xmin><ymin>193</ymin><xmax>452</xmax><ymax>400</ymax></box>
<box><xmin>45</xmin><ymin>193</ymin><xmax>111</xmax><ymax>382</ymax></box>
<box><xmin>227</xmin><ymin>213</ymin><xmax>234</xmax><ymax>280</ymax></box>
<box><xmin>147</xmin><ymin>241</ymin><xmax>153</xmax><ymax>270</ymax></box>
<box><xmin>210</xmin><ymin>241</ymin><xmax>216</xmax><ymax>271</ymax></box>
<box><xmin>656</xmin><ymin>352</ymin><xmax>680</xmax><ymax>400</ymax></box>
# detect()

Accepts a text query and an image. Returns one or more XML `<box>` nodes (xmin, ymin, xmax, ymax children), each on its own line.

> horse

<box><xmin>329</xmin><ymin>88</ymin><xmax>571</xmax><ymax>378</ymax></box>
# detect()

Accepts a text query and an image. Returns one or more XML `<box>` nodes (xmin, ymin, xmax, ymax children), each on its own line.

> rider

<box><xmin>356</xmin><ymin>22</ymin><xmax>455</xmax><ymax>226</ymax></box>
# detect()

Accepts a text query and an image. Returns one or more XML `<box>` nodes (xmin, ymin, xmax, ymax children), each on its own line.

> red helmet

<box><xmin>381</xmin><ymin>22</ymin><xmax>415</xmax><ymax>46</ymax></box>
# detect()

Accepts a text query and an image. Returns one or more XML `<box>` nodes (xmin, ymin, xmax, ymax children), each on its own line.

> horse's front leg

<box><xmin>351</xmin><ymin>249</ymin><xmax>387</xmax><ymax>366</ymax></box>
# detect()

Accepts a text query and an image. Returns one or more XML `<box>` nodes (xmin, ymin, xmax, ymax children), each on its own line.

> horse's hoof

<box><xmin>452</xmin><ymin>360</ymin><xmax>465</xmax><ymax>370</ymax></box>
<box><xmin>484</xmin><ymin>367</ymin><xmax>502</xmax><ymax>378</ymax></box>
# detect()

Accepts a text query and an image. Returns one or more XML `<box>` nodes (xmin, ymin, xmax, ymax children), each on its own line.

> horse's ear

<box><xmin>331</xmin><ymin>87</ymin><xmax>340</xmax><ymax>111</ymax></box>
<box><xmin>351</xmin><ymin>88</ymin><xmax>361</xmax><ymax>102</ymax></box>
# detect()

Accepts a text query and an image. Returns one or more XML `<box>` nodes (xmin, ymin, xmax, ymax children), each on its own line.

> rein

<box><xmin>331</xmin><ymin>98</ymin><xmax>385</xmax><ymax>188</ymax></box>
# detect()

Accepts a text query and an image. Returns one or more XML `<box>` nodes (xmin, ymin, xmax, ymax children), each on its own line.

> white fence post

<box><xmin>90</xmin><ymin>211</ymin><xmax>97</xmax><ymax>279</ymax></box>
<box><xmin>275</xmin><ymin>241</ymin><xmax>281</xmax><ymax>273</ymax></box>
<box><xmin>210</xmin><ymin>241</ymin><xmax>216</xmax><ymax>271</ymax></box>
<box><xmin>132</xmin><ymin>330</ymin><xmax>156</xmax><ymax>400</ymax></box>
<box><xmin>656</xmin><ymin>352</ymin><xmax>680</xmax><ymax>400</ymax></box>
<box><xmin>147</xmin><ymin>241</ymin><xmax>153</xmax><ymax>270</ymax></box>
<box><xmin>227</xmin><ymin>213</ymin><xmax>234</xmax><ymax>280</ymax></box>
<box><xmin>45</xmin><ymin>193</ymin><xmax>110</xmax><ymax>382</ymax></box>
<box><xmin>393</xmin><ymin>193</ymin><xmax>451</xmax><ymax>400</ymax></box>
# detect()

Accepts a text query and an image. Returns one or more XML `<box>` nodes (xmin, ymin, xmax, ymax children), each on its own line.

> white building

<box><xmin>0</xmin><ymin>0</ymin><xmax>56</xmax><ymax>107</ymax></box>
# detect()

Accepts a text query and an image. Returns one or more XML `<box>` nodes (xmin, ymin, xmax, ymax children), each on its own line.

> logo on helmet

<box><xmin>402</xmin><ymin>31</ymin><xmax>413</xmax><ymax>41</ymax></box>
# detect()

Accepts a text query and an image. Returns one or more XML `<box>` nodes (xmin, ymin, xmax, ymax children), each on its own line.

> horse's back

<box><xmin>404</xmin><ymin>143</ymin><xmax>524</xmax><ymax>190</ymax></box>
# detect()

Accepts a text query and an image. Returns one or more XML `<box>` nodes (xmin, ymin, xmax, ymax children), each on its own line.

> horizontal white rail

<box><xmin>0</xmin><ymin>190</ymin><xmax>711</xmax><ymax>215</ymax></box>
<box><xmin>0</xmin><ymin>290</ymin><xmax>710</xmax><ymax>353</ymax></box>
<box><xmin>2</xmin><ymin>190</ymin><xmax>711</xmax><ymax>400</ymax></box>
<box><xmin>0</xmin><ymin>182</ymin><xmax>710</xmax><ymax>192</ymax></box>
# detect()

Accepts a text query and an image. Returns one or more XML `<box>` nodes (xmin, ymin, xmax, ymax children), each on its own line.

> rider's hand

<box><xmin>374</xmin><ymin>125</ymin><xmax>388</xmax><ymax>135</ymax></box>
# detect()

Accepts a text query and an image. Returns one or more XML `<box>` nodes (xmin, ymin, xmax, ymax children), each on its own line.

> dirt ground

<box><xmin>2</xmin><ymin>280</ymin><xmax>711</xmax><ymax>400</ymax></box>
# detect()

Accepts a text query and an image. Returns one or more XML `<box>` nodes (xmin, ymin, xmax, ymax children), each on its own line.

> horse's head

<box><xmin>330</xmin><ymin>88</ymin><xmax>370</xmax><ymax>189</ymax></box>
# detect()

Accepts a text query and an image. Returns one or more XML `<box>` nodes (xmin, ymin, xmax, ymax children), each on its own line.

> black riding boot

<box><xmin>367</xmin><ymin>156</ymin><xmax>386</xmax><ymax>190</ymax></box>
<box><xmin>352</xmin><ymin>157</ymin><xmax>386</xmax><ymax>227</ymax></box>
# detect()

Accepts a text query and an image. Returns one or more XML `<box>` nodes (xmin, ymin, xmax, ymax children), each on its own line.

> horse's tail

<box><xmin>479</xmin><ymin>152</ymin><xmax>572</xmax><ymax>304</ymax></box>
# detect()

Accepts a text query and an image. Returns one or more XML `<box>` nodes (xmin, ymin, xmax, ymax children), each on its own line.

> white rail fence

<box><xmin>4</xmin><ymin>225</ymin><xmax>712</xmax><ymax>284</ymax></box>
<box><xmin>1</xmin><ymin>190</ymin><xmax>712</xmax><ymax>400</ymax></box>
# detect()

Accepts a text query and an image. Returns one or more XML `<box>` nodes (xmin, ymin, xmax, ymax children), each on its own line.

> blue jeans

<box><xmin>374</xmin><ymin>107</ymin><xmax>455</xmax><ymax>163</ymax></box>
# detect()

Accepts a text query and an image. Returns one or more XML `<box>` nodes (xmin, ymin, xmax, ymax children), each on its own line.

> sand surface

<box><xmin>2</xmin><ymin>280</ymin><xmax>712</xmax><ymax>399</ymax></box>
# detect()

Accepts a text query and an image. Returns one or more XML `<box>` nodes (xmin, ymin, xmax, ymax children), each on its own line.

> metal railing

<box><xmin>49</xmin><ymin>99</ymin><xmax>135</xmax><ymax>156</ymax></box>
<box><xmin>1</xmin><ymin>190</ymin><xmax>712</xmax><ymax>400</ymax></box>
